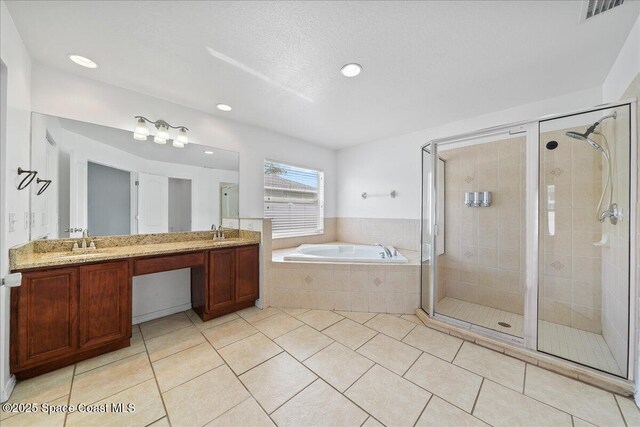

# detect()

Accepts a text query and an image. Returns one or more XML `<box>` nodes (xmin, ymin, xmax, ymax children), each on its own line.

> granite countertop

<box><xmin>10</xmin><ymin>231</ymin><xmax>261</xmax><ymax>271</ymax></box>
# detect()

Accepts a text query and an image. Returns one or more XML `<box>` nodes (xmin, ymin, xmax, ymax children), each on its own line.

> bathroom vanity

<box><xmin>8</xmin><ymin>233</ymin><xmax>260</xmax><ymax>380</ymax></box>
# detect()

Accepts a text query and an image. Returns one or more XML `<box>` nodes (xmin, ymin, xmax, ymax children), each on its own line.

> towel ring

<box><xmin>36</xmin><ymin>178</ymin><xmax>52</xmax><ymax>195</ymax></box>
<box><xmin>17</xmin><ymin>167</ymin><xmax>38</xmax><ymax>190</ymax></box>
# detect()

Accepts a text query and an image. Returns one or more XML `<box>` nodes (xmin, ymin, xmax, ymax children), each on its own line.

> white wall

<box><xmin>0</xmin><ymin>0</ymin><xmax>32</xmax><ymax>402</ymax></box>
<box><xmin>603</xmin><ymin>14</ymin><xmax>640</xmax><ymax>102</ymax></box>
<box><xmin>336</xmin><ymin>86</ymin><xmax>603</xmax><ymax>220</ymax></box>
<box><xmin>30</xmin><ymin>63</ymin><xmax>337</xmax><ymax>220</ymax></box>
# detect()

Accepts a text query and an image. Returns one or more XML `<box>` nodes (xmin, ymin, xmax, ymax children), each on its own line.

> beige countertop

<box><xmin>10</xmin><ymin>231</ymin><xmax>261</xmax><ymax>271</ymax></box>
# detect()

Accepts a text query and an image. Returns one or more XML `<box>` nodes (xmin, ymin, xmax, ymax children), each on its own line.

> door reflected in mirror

<box><xmin>29</xmin><ymin>113</ymin><xmax>240</xmax><ymax>240</ymax></box>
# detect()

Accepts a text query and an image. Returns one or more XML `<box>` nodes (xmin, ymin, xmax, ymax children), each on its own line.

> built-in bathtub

<box><xmin>270</xmin><ymin>242</ymin><xmax>420</xmax><ymax>314</ymax></box>
<box><xmin>283</xmin><ymin>243</ymin><xmax>409</xmax><ymax>263</ymax></box>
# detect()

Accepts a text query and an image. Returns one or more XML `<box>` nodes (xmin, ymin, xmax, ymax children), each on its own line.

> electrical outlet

<box><xmin>24</xmin><ymin>212</ymin><xmax>29</xmax><ymax>230</ymax></box>
<box><xmin>31</xmin><ymin>212</ymin><xmax>36</xmax><ymax>228</ymax></box>
<box><xmin>247</xmin><ymin>222</ymin><xmax>254</xmax><ymax>230</ymax></box>
<box><xmin>8</xmin><ymin>212</ymin><xmax>16</xmax><ymax>232</ymax></box>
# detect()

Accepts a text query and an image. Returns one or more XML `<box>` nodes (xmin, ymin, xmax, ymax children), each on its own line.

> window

<box><xmin>264</xmin><ymin>160</ymin><xmax>324</xmax><ymax>238</ymax></box>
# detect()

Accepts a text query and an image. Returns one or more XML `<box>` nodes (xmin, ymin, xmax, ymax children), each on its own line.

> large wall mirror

<box><xmin>29</xmin><ymin>113</ymin><xmax>239</xmax><ymax>240</ymax></box>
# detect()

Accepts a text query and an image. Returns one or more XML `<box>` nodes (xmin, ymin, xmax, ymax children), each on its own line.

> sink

<box><xmin>49</xmin><ymin>251</ymin><xmax>107</xmax><ymax>260</ymax></box>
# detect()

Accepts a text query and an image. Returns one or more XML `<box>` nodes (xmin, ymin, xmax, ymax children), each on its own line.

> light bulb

<box><xmin>340</xmin><ymin>63</ymin><xmax>362</xmax><ymax>77</ymax></box>
<box><xmin>134</xmin><ymin>117</ymin><xmax>149</xmax><ymax>136</ymax></box>
<box><xmin>172</xmin><ymin>140</ymin><xmax>184</xmax><ymax>148</ymax></box>
<box><xmin>176</xmin><ymin>127</ymin><xmax>189</xmax><ymax>144</ymax></box>
<box><xmin>154</xmin><ymin>135</ymin><xmax>167</xmax><ymax>144</ymax></box>
<box><xmin>156</xmin><ymin>123</ymin><xmax>170</xmax><ymax>140</ymax></box>
<box><xmin>133</xmin><ymin>132</ymin><xmax>147</xmax><ymax>141</ymax></box>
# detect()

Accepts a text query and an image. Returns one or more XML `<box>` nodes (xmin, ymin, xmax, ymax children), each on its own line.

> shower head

<box><xmin>565</xmin><ymin>131</ymin><xmax>604</xmax><ymax>152</ymax></box>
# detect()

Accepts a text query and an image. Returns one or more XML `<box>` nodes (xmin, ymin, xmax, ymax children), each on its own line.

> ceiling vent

<box><xmin>581</xmin><ymin>0</ymin><xmax>625</xmax><ymax>21</ymax></box>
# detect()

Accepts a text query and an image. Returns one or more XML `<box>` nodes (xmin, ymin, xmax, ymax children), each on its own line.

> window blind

<box><xmin>264</xmin><ymin>160</ymin><xmax>324</xmax><ymax>238</ymax></box>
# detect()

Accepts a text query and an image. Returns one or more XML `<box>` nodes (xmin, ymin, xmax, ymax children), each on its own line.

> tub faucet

<box><xmin>375</xmin><ymin>243</ymin><xmax>392</xmax><ymax>258</ymax></box>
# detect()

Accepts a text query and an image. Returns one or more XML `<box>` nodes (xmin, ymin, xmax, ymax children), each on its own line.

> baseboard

<box><xmin>1</xmin><ymin>374</ymin><xmax>15</xmax><ymax>403</ymax></box>
<box><xmin>132</xmin><ymin>303</ymin><xmax>192</xmax><ymax>325</ymax></box>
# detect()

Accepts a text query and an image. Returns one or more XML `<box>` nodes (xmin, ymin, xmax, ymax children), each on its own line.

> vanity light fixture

<box><xmin>68</xmin><ymin>54</ymin><xmax>98</xmax><ymax>69</ymax></box>
<box><xmin>133</xmin><ymin>116</ymin><xmax>189</xmax><ymax>148</ymax></box>
<box><xmin>340</xmin><ymin>63</ymin><xmax>362</xmax><ymax>77</ymax></box>
<box><xmin>216</xmin><ymin>103</ymin><xmax>232</xmax><ymax>112</ymax></box>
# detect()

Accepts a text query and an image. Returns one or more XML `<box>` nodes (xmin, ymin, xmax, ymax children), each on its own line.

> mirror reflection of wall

<box><xmin>29</xmin><ymin>113</ymin><xmax>240</xmax><ymax>240</ymax></box>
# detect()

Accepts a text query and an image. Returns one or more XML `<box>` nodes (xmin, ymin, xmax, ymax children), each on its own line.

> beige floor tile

<box><xmin>304</xmin><ymin>342</ymin><xmax>374</xmax><ymax>392</ymax></box>
<box><xmin>346</xmin><ymin>364</ymin><xmax>431</xmax><ymax>427</ymax></box>
<box><xmin>218</xmin><ymin>333</ymin><xmax>283</xmax><ymax>374</ymax></box>
<box><xmin>572</xmin><ymin>417</ymin><xmax>596</xmax><ymax>427</ymax></box>
<box><xmin>145</xmin><ymin>325</ymin><xmax>206</xmax><ymax>361</ymax></box>
<box><xmin>240</xmin><ymin>352</ymin><xmax>317</xmax><ymax>413</ymax></box>
<box><xmin>237</xmin><ymin>306</ymin><xmax>281</xmax><ymax>323</ymax></box>
<box><xmin>524</xmin><ymin>365</ymin><xmax>625</xmax><ymax>426</ymax></box>
<box><xmin>75</xmin><ymin>330</ymin><xmax>146</xmax><ymax>374</ymax></box>
<box><xmin>187</xmin><ymin>309</ymin><xmax>239</xmax><ymax>330</ymax></box>
<box><xmin>148</xmin><ymin>417</ymin><xmax>171</xmax><ymax>427</ymax></box>
<box><xmin>1</xmin><ymin>365</ymin><xmax>73</xmax><ymax>415</ymax></box>
<box><xmin>1</xmin><ymin>395</ymin><xmax>68</xmax><ymax>427</ymax></box>
<box><xmin>274</xmin><ymin>325</ymin><xmax>334</xmax><ymax>361</ymax></box>
<box><xmin>416</xmin><ymin>396</ymin><xmax>488</xmax><ymax>427</ymax></box>
<box><xmin>336</xmin><ymin>311</ymin><xmax>377</xmax><ymax>324</ymax></box>
<box><xmin>272</xmin><ymin>379</ymin><xmax>368</xmax><ymax>427</ymax></box>
<box><xmin>453</xmin><ymin>342</ymin><xmax>525</xmax><ymax>392</ymax></box>
<box><xmin>297</xmin><ymin>310</ymin><xmax>344</xmax><ymax>330</ymax></box>
<box><xmin>401</xmin><ymin>314</ymin><xmax>424</xmax><ymax>325</ymax></box>
<box><xmin>402</xmin><ymin>325</ymin><xmax>463</xmax><ymax>362</ymax></box>
<box><xmin>140</xmin><ymin>312</ymin><xmax>193</xmax><ymax>340</ymax></box>
<box><xmin>206</xmin><ymin>398</ymin><xmax>275</xmax><ymax>427</ymax></box>
<box><xmin>281</xmin><ymin>308</ymin><xmax>310</xmax><ymax>317</ymax></box>
<box><xmin>364</xmin><ymin>313</ymin><xmax>416</xmax><ymax>340</ymax></box>
<box><xmin>153</xmin><ymin>342</ymin><xmax>224</xmax><ymax>391</ymax></box>
<box><xmin>253</xmin><ymin>313</ymin><xmax>304</xmax><ymax>339</ymax></box>
<box><xmin>163</xmin><ymin>365</ymin><xmax>249</xmax><ymax>427</ymax></box>
<box><xmin>66</xmin><ymin>379</ymin><xmax>164</xmax><ymax>427</ymax></box>
<box><xmin>203</xmin><ymin>318</ymin><xmax>259</xmax><ymax>349</ymax></box>
<box><xmin>616</xmin><ymin>395</ymin><xmax>640</xmax><ymax>426</ymax></box>
<box><xmin>70</xmin><ymin>352</ymin><xmax>154</xmax><ymax>405</ymax></box>
<box><xmin>357</xmin><ymin>333</ymin><xmax>421</xmax><ymax>375</ymax></box>
<box><xmin>474</xmin><ymin>380</ymin><xmax>572</xmax><ymax>427</ymax></box>
<box><xmin>362</xmin><ymin>417</ymin><xmax>385</xmax><ymax>427</ymax></box>
<box><xmin>405</xmin><ymin>352</ymin><xmax>483</xmax><ymax>412</ymax></box>
<box><xmin>323</xmin><ymin>318</ymin><xmax>377</xmax><ymax>350</ymax></box>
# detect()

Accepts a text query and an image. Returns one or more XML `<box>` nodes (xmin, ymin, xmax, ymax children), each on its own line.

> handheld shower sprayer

<box><xmin>564</xmin><ymin>111</ymin><xmax>619</xmax><ymax>224</ymax></box>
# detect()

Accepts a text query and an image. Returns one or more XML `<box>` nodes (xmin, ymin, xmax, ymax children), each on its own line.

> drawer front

<box><xmin>134</xmin><ymin>252</ymin><xmax>205</xmax><ymax>276</ymax></box>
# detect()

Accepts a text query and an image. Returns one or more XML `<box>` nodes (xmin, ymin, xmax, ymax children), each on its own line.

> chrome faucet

<box><xmin>375</xmin><ymin>243</ymin><xmax>392</xmax><ymax>258</ymax></box>
<box><xmin>218</xmin><ymin>225</ymin><xmax>225</xmax><ymax>240</ymax></box>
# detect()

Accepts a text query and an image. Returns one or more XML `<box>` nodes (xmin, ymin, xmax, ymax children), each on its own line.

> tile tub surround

<box><xmin>9</xmin><ymin>230</ymin><xmax>259</xmax><ymax>270</ymax></box>
<box><xmin>270</xmin><ymin>246</ymin><xmax>420</xmax><ymax>314</ymax></box>
<box><xmin>336</xmin><ymin>218</ymin><xmax>421</xmax><ymax>252</ymax></box>
<box><xmin>1</xmin><ymin>307</ymin><xmax>636</xmax><ymax>426</ymax></box>
<box><xmin>437</xmin><ymin>137</ymin><xmax>527</xmax><ymax>319</ymax></box>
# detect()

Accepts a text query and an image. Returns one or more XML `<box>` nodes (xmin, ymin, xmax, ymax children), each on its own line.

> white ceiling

<box><xmin>47</xmin><ymin>114</ymin><xmax>239</xmax><ymax>171</ymax></box>
<box><xmin>7</xmin><ymin>1</ymin><xmax>640</xmax><ymax>149</ymax></box>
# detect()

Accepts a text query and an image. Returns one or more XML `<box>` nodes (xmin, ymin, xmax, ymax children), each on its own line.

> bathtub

<box><xmin>283</xmin><ymin>243</ymin><xmax>409</xmax><ymax>263</ymax></box>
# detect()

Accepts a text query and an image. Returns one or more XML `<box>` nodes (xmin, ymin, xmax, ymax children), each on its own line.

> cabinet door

<box><xmin>235</xmin><ymin>245</ymin><xmax>259</xmax><ymax>304</ymax></box>
<box><xmin>208</xmin><ymin>249</ymin><xmax>236</xmax><ymax>312</ymax></box>
<box><xmin>14</xmin><ymin>268</ymin><xmax>79</xmax><ymax>368</ymax></box>
<box><xmin>79</xmin><ymin>261</ymin><xmax>130</xmax><ymax>349</ymax></box>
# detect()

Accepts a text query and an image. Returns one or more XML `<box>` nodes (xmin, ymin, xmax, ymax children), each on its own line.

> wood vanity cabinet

<box><xmin>11</xmin><ymin>243</ymin><xmax>259</xmax><ymax>378</ymax></box>
<box><xmin>206</xmin><ymin>245</ymin><xmax>259</xmax><ymax>318</ymax></box>
<box><xmin>11</xmin><ymin>261</ymin><xmax>131</xmax><ymax>379</ymax></box>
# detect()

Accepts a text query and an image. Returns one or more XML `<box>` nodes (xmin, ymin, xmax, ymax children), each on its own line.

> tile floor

<box><xmin>438</xmin><ymin>297</ymin><xmax>623</xmax><ymax>376</ymax></box>
<box><xmin>1</xmin><ymin>307</ymin><xmax>638</xmax><ymax>426</ymax></box>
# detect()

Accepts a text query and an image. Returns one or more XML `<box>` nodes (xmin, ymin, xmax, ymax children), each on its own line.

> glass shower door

<box><xmin>538</xmin><ymin>104</ymin><xmax>633</xmax><ymax>377</ymax></box>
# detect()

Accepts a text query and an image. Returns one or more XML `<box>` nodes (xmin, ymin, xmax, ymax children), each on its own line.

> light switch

<box><xmin>24</xmin><ymin>212</ymin><xmax>29</xmax><ymax>230</ymax></box>
<box><xmin>8</xmin><ymin>212</ymin><xmax>16</xmax><ymax>232</ymax></box>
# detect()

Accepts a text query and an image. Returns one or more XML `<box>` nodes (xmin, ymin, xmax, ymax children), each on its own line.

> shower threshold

<box><xmin>437</xmin><ymin>297</ymin><xmax>622</xmax><ymax>376</ymax></box>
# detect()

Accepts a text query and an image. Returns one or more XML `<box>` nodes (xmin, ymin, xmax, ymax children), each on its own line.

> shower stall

<box><xmin>421</xmin><ymin>100</ymin><xmax>637</xmax><ymax>379</ymax></box>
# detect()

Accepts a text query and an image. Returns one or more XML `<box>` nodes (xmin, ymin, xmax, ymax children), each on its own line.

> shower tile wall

<box><xmin>540</xmin><ymin>129</ymin><xmax>603</xmax><ymax>333</ymax></box>
<box><xmin>438</xmin><ymin>137</ymin><xmax>526</xmax><ymax>316</ymax></box>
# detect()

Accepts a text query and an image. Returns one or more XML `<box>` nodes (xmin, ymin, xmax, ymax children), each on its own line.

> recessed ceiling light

<box><xmin>204</xmin><ymin>150</ymin><xmax>214</xmax><ymax>155</ymax></box>
<box><xmin>216</xmin><ymin>104</ymin><xmax>232</xmax><ymax>112</ymax></box>
<box><xmin>340</xmin><ymin>63</ymin><xmax>362</xmax><ymax>77</ymax></box>
<box><xmin>68</xmin><ymin>54</ymin><xmax>98</xmax><ymax>69</ymax></box>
